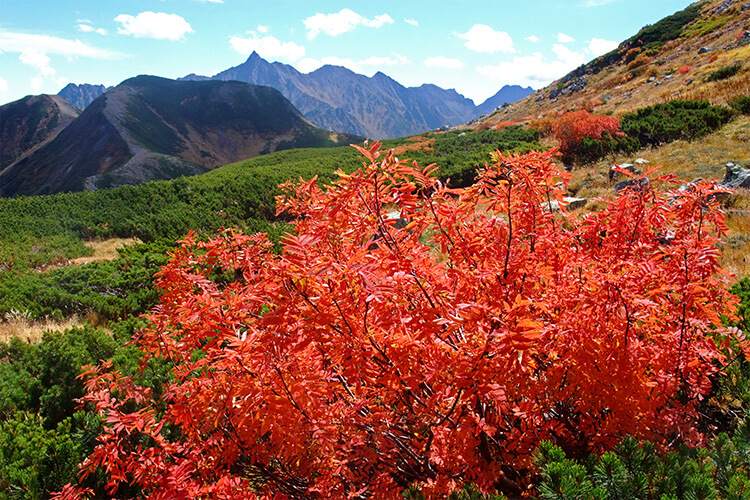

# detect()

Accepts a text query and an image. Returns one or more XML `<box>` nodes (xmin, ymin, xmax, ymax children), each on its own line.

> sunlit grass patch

<box><xmin>0</xmin><ymin>310</ymin><xmax>87</xmax><ymax>344</ymax></box>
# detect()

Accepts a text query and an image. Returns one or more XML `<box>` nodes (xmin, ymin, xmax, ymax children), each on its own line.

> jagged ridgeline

<box><xmin>0</xmin><ymin>76</ymin><xmax>362</xmax><ymax>197</ymax></box>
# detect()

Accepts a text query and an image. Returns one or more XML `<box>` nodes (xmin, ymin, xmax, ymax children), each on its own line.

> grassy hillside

<box><xmin>480</xmin><ymin>0</ymin><xmax>750</xmax><ymax>126</ymax></box>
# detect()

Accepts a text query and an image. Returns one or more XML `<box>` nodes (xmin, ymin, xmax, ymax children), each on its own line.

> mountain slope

<box><xmin>0</xmin><ymin>76</ymin><xmax>358</xmax><ymax>197</ymax></box>
<box><xmin>58</xmin><ymin>83</ymin><xmax>109</xmax><ymax>110</ymax></box>
<box><xmin>476</xmin><ymin>85</ymin><xmax>540</xmax><ymax>116</ymax></box>
<box><xmin>478</xmin><ymin>0</ymin><xmax>750</xmax><ymax>127</ymax></box>
<box><xmin>196</xmin><ymin>52</ymin><xmax>532</xmax><ymax>139</ymax></box>
<box><xmin>0</xmin><ymin>94</ymin><xmax>79</xmax><ymax>173</ymax></box>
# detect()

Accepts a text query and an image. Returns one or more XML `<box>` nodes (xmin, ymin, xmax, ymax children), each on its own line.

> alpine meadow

<box><xmin>5</xmin><ymin>0</ymin><xmax>750</xmax><ymax>499</ymax></box>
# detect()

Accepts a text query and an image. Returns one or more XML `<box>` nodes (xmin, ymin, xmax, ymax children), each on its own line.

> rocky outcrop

<box><xmin>58</xmin><ymin>83</ymin><xmax>109</xmax><ymax>110</ymax></box>
<box><xmin>544</xmin><ymin>197</ymin><xmax>588</xmax><ymax>211</ymax></box>
<box><xmin>720</xmin><ymin>162</ymin><xmax>750</xmax><ymax>189</ymax></box>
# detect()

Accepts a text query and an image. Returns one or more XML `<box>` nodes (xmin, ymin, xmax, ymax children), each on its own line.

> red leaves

<box><xmin>67</xmin><ymin>143</ymin><xmax>745</xmax><ymax>498</ymax></box>
<box><xmin>552</xmin><ymin>109</ymin><xmax>623</xmax><ymax>157</ymax></box>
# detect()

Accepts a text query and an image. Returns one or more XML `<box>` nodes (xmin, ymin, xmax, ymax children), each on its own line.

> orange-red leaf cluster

<box><xmin>552</xmin><ymin>109</ymin><xmax>622</xmax><ymax>158</ymax></box>
<box><xmin>55</xmin><ymin>143</ymin><xmax>745</xmax><ymax>499</ymax></box>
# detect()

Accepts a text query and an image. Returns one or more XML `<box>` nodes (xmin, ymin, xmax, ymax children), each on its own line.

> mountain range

<box><xmin>182</xmin><ymin>52</ymin><xmax>532</xmax><ymax>139</ymax></box>
<box><xmin>56</xmin><ymin>54</ymin><xmax>533</xmax><ymax>141</ymax></box>
<box><xmin>0</xmin><ymin>76</ymin><xmax>358</xmax><ymax>197</ymax></box>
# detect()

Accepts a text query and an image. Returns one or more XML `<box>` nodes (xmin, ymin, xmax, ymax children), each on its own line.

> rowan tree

<box><xmin>55</xmin><ymin>143</ymin><xmax>746</xmax><ymax>499</ymax></box>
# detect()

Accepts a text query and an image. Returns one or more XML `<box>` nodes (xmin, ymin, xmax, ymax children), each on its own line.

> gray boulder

<box><xmin>615</xmin><ymin>178</ymin><xmax>649</xmax><ymax>194</ymax></box>
<box><xmin>609</xmin><ymin>163</ymin><xmax>642</xmax><ymax>182</ymax></box>
<box><xmin>544</xmin><ymin>197</ymin><xmax>588</xmax><ymax>212</ymax></box>
<box><xmin>720</xmin><ymin>162</ymin><xmax>750</xmax><ymax>189</ymax></box>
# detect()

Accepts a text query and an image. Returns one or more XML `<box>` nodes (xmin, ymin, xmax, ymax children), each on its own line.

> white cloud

<box><xmin>359</xmin><ymin>54</ymin><xmax>408</xmax><ymax>66</ymax></box>
<box><xmin>525</xmin><ymin>35</ymin><xmax>540</xmax><ymax>43</ymax></box>
<box><xmin>229</xmin><ymin>34</ymin><xmax>305</xmax><ymax>62</ymax></box>
<box><xmin>30</xmin><ymin>76</ymin><xmax>44</xmax><ymax>92</ymax></box>
<box><xmin>425</xmin><ymin>56</ymin><xmax>464</xmax><ymax>69</ymax></box>
<box><xmin>477</xmin><ymin>49</ymin><xmax>586</xmax><ymax>88</ymax></box>
<box><xmin>405</xmin><ymin>18</ymin><xmax>419</xmax><ymax>27</ymax></box>
<box><xmin>457</xmin><ymin>25</ymin><xmax>514</xmax><ymax>54</ymax></box>
<box><xmin>303</xmin><ymin>9</ymin><xmax>394</xmax><ymax>39</ymax></box>
<box><xmin>0</xmin><ymin>76</ymin><xmax>8</xmax><ymax>92</ymax></box>
<box><xmin>0</xmin><ymin>31</ymin><xmax>120</xmax><ymax>59</ymax></box>
<box><xmin>552</xmin><ymin>44</ymin><xmax>586</xmax><ymax>67</ymax></box>
<box><xmin>584</xmin><ymin>0</ymin><xmax>615</xmax><ymax>6</ymax></box>
<box><xmin>18</xmin><ymin>48</ymin><xmax>67</xmax><ymax>92</ymax></box>
<box><xmin>299</xmin><ymin>53</ymin><xmax>408</xmax><ymax>74</ymax></box>
<box><xmin>19</xmin><ymin>48</ymin><xmax>54</xmax><ymax>76</ymax></box>
<box><xmin>587</xmin><ymin>37</ymin><xmax>618</xmax><ymax>56</ymax></box>
<box><xmin>362</xmin><ymin>14</ymin><xmax>394</xmax><ymax>29</ymax></box>
<box><xmin>558</xmin><ymin>32</ymin><xmax>575</xmax><ymax>43</ymax></box>
<box><xmin>199</xmin><ymin>0</ymin><xmax>223</xmax><ymax>3</ymax></box>
<box><xmin>323</xmin><ymin>57</ymin><xmax>364</xmax><ymax>73</ymax></box>
<box><xmin>297</xmin><ymin>58</ymin><xmax>322</xmax><ymax>73</ymax></box>
<box><xmin>257</xmin><ymin>25</ymin><xmax>269</xmax><ymax>34</ymax></box>
<box><xmin>114</xmin><ymin>12</ymin><xmax>194</xmax><ymax>41</ymax></box>
<box><xmin>77</xmin><ymin>24</ymin><xmax>107</xmax><ymax>35</ymax></box>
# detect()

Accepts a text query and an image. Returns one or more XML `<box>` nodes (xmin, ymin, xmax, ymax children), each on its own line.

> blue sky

<box><xmin>0</xmin><ymin>0</ymin><xmax>695</xmax><ymax>106</ymax></box>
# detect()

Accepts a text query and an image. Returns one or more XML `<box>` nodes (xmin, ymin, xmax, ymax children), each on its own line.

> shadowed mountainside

<box><xmin>0</xmin><ymin>76</ymin><xmax>359</xmax><ymax>197</ymax></box>
<box><xmin>0</xmin><ymin>94</ymin><xmax>79</xmax><ymax>174</ymax></box>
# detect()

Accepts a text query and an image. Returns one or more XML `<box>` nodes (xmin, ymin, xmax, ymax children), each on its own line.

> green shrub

<box><xmin>534</xmin><ymin>436</ymin><xmax>749</xmax><ymax>500</ymax></box>
<box><xmin>706</xmin><ymin>64</ymin><xmax>742</xmax><ymax>82</ymax></box>
<box><xmin>682</xmin><ymin>15</ymin><xmax>729</xmax><ymax>39</ymax></box>
<box><xmin>570</xmin><ymin>134</ymin><xmax>639</xmax><ymax>164</ymax></box>
<box><xmin>625</xmin><ymin>3</ymin><xmax>702</xmax><ymax>50</ymax></box>
<box><xmin>730</xmin><ymin>96</ymin><xmax>750</xmax><ymax>115</ymax></box>
<box><xmin>620</xmin><ymin>100</ymin><xmax>735</xmax><ymax>146</ymax></box>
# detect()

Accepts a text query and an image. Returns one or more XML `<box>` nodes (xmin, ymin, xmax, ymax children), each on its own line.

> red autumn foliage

<box><xmin>551</xmin><ymin>109</ymin><xmax>623</xmax><ymax>158</ymax></box>
<box><xmin>679</xmin><ymin>66</ymin><xmax>693</xmax><ymax>75</ymax></box>
<box><xmin>493</xmin><ymin>120</ymin><xmax>520</xmax><ymax>130</ymax></box>
<box><xmin>55</xmin><ymin>144</ymin><xmax>745</xmax><ymax>499</ymax></box>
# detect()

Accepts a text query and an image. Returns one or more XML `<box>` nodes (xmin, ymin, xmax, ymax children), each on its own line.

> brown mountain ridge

<box><xmin>0</xmin><ymin>76</ymin><xmax>359</xmax><ymax>197</ymax></box>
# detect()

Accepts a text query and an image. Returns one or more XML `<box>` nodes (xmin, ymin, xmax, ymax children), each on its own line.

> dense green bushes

<box><xmin>730</xmin><ymin>96</ymin><xmax>750</xmax><ymax>115</ymax></box>
<box><xmin>0</xmin><ymin>240</ymin><xmax>170</xmax><ymax>321</ymax></box>
<box><xmin>625</xmin><ymin>3</ymin><xmax>702</xmax><ymax>51</ymax></box>
<box><xmin>620</xmin><ymin>100</ymin><xmax>735</xmax><ymax>147</ymax></box>
<box><xmin>397</xmin><ymin>126</ymin><xmax>541</xmax><ymax>186</ymax></box>
<box><xmin>707</xmin><ymin>64</ymin><xmax>743</xmax><ymax>83</ymax></box>
<box><xmin>535</xmin><ymin>433</ymin><xmax>750</xmax><ymax>500</ymax></box>
<box><xmin>572</xmin><ymin>133</ymin><xmax>640</xmax><ymax>164</ymax></box>
<box><xmin>0</xmin><ymin>327</ymin><xmax>116</xmax><ymax>499</ymax></box>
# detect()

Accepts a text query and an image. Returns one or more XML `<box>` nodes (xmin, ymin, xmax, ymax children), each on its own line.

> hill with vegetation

<box><xmin>0</xmin><ymin>76</ymin><xmax>360</xmax><ymax>197</ymax></box>
<box><xmin>0</xmin><ymin>94</ymin><xmax>79</xmax><ymax>173</ymax></box>
<box><xmin>478</xmin><ymin>0</ymin><xmax>750</xmax><ymax>127</ymax></box>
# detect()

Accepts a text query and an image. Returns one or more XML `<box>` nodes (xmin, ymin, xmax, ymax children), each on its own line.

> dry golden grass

<box><xmin>69</xmin><ymin>237</ymin><xmax>142</xmax><ymax>266</ymax></box>
<box><xmin>478</xmin><ymin>0</ymin><xmax>750</xmax><ymax>127</ymax></box>
<box><xmin>0</xmin><ymin>311</ymin><xmax>87</xmax><ymax>344</ymax></box>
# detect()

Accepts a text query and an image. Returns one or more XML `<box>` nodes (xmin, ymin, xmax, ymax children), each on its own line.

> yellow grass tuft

<box><xmin>0</xmin><ymin>310</ymin><xmax>87</xmax><ymax>344</ymax></box>
<box><xmin>68</xmin><ymin>237</ymin><xmax>142</xmax><ymax>266</ymax></box>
